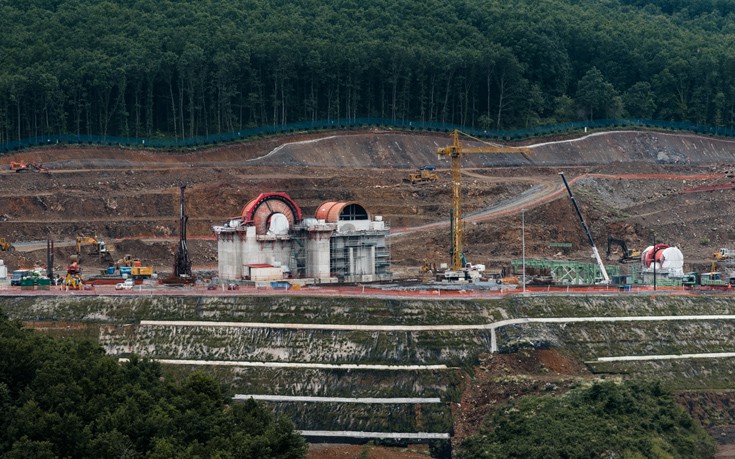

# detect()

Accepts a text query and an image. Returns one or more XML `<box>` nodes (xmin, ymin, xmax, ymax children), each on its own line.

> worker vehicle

<box><xmin>115</xmin><ymin>279</ymin><xmax>134</xmax><ymax>290</ymax></box>
<box><xmin>683</xmin><ymin>271</ymin><xmax>735</xmax><ymax>289</ymax></box>
<box><xmin>0</xmin><ymin>238</ymin><xmax>13</xmax><ymax>251</ymax></box>
<box><xmin>407</xmin><ymin>165</ymin><xmax>439</xmax><ymax>184</ymax></box>
<box><xmin>606</xmin><ymin>236</ymin><xmax>641</xmax><ymax>263</ymax></box>
<box><xmin>10</xmin><ymin>269</ymin><xmax>31</xmax><ymax>286</ymax></box>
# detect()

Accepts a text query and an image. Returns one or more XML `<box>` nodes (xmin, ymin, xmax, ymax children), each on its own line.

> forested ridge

<box><xmin>2</xmin><ymin>0</ymin><xmax>735</xmax><ymax>143</ymax></box>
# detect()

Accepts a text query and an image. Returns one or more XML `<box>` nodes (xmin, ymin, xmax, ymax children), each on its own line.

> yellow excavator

<box><xmin>436</xmin><ymin>130</ymin><xmax>532</xmax><ymax>271</ymax></box>
<box><xmin>76</xmin><ymin>234</ymin><xmax>113</xmax><ymax>263</ymax></box>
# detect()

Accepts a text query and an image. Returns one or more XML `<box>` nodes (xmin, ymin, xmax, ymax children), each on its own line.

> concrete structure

<box><xmin>213</xmin><ymin>192</ymin><xmax>391</xmax><ymax>283</ymax></box>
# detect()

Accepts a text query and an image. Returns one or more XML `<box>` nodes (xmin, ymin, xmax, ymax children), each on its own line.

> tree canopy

<box><xmin>0</xmin><ymin>315</ymin><xmax>307</xmax><ymax>458</ymax></box>
<box><xmin>457</xmin><ymin>380</ymin><xmax>715</xmax><ymax>459</ymax></box>
<box><xmin>2</xmin><ymin>0</ymin><xmax>735</xmax><ymax>143</ymax></box>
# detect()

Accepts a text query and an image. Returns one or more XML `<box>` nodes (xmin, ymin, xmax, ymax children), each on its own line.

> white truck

<box><xmin>115</xmin><ymin>278</ymin><xmax>134</xmax><ymax>290</ymax></box>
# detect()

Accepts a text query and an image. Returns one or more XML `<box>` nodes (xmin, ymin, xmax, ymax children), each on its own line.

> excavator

<box><xmin>606</xmin><ymin>236</ymin><xmax>642</xmax><ymax>263</ymax></box>
<box><xmin>76</xmin><ymin>234</ymin><xmax>113</xmax><ymax>263</ymax></box>
<box><xmin>436</xmin><ymin>129</ymin><xmax>532</xmax><ymax>273</ymax></box>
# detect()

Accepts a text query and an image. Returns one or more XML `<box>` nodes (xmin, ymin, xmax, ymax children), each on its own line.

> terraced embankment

<box><xmin>5</xmin><ymin>293</ymin><xmax>735</xmax><ymax>439</ymax></box>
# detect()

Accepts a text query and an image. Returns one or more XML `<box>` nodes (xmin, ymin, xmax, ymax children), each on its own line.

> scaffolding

<box><xmin>330</xmin><ymin>231</ymin><xmax>391</xmax><ymax>282</ymax></box>
<box><xmin>511</xmin><ymin>259</ymin><xmax>621</xmax><ymax>285</ymax></box>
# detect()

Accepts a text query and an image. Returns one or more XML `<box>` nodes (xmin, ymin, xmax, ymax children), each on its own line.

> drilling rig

<box><xmin>173</xmin><ymin>183</ymin><xmax>192</xmax><ymax>278</ymax></box>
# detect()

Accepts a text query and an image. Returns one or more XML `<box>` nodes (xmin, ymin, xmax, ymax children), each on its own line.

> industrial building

<box><xmin>213</xmin><ymin>192</ymin><xmax>391</xmax><ymax>284</ymax></box>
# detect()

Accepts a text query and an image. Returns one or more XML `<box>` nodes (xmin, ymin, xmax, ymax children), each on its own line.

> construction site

<box><xmin>1</xmin><ymin>128</ymin><xmax>735</xmax><ymax>291</ymax></box>
<box><xmin>6</xmin><ymin>127</ymin><xmax>735</xmax><ymax>456</ymax></box>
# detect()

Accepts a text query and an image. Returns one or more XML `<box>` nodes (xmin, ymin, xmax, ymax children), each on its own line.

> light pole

<box><xmin>522</xmin><ymin>209</ymin><xmax>526</xmax><ymax>294</ymax></box>
<box><xmin>651</xmin><ymin>234</ymin><xmax>660</xmax><ymax>292</ymax></box>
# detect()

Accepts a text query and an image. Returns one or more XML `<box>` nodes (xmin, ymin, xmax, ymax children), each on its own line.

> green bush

<box><xmin>456</xmin><ymin>380</ymin><xmax>715</xmax><ymax>459</ymax></box>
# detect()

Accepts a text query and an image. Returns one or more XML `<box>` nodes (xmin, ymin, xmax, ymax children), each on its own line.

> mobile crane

<box><xmin>560</xmin><ymin>172</ymin><xmax>610</xmax><ymax>284</ymax></box>
<box><xmin>436</xmin><ymin>129</ymin><xmax>532</xmax><ymax>272</ymax></box>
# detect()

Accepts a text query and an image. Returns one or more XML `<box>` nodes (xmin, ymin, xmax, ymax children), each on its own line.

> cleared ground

<box><xmin>1</xmin><ymin>128</ymin><xmax>734</xmax><ymax>278</ymax></box>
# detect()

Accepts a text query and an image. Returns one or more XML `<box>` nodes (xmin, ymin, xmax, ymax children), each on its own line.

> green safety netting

<box><xmin>2</xmin><ymin>118</ymin><xmax>734</xmax><ymax>154</ymax></box>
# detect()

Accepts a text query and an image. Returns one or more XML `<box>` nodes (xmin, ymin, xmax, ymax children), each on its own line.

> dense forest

<box><xmin>2</xmin><ymin>0</ymin><xmax>735</xmax><ymax>143</ymax></box>
<box><xmin>0</xmin><ymin>315</ymin><xmax>307</xmax><ymax>458</ymax></box>
<box><xmin>457</xmin><ymin>380</ymin><xmax>715</xmax><ymax>458</ymax></box>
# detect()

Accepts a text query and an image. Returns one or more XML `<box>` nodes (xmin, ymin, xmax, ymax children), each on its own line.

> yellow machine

<box><xmin>436</xmin><ymin>130</ymin><xmax>532</xmax><ymax>271</ymax></box>
<box><xmin>0</xmin><ymin>237</ymin><xmax>13</xmax><ymax>251</ymax></box>
<box><xmin>76</xmin><ymin>234</ymin><xmax>113</xmax><ymax>263</ymax></box>
<box><xmin>117</xmin><ymin>254</ymin><xmax>135</xmax><ymax>267</ymax></box>
<box><xmin>117</xmin><ymin>255</ymin><xmax>153</xmax><ymax>279</ymax></box>
<box><xmin>408</xmin><ymin>166</ymin><xmax>439</xmax><ymax>184</ymax></box>
<box><xmin>714</xmin><ymin>248</ymin><xmax>731</xmax><ymax>260</ymax></box>
<box><xmin>61</xmin><ymin>255</ymin><xmax>84</xmax><ymax>290</ymax></box>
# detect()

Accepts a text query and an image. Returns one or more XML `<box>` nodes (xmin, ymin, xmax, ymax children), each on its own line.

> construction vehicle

<box><xmin>683</xmin><ymin>267</ymin><xmax>735</xmax><ymax>289</ymax></box>
<box><xmin>76</xmin><ymin>234</ymin><xmax>113</xmax><ymax>263</ymax></box>
<box><xmin>162</xmin><ymin>183</ymin><xmax>194</xmax><ymax>285</ymax></box>
<box><xmin>714</xmin><ymin>248</ymin><xmax>732</xmax><ymax>261</ymax></box>
<box><xmin>436</xmin><ymin>130</ymin><xmax>532</xmax><ymax>271</ymax></box>
<box><xmin>606</xmin><ymin>236</ymin><xmax>641</xmax><ymax>263</ymax></box>
<box><xmin>407</xmin><ymin>165</ymin><xmax>439</xmax><ymax>184</ymax></box>
<box><xmin>0</xmin><ymin>237</ymin><xmax>13</xmax><ymax>251</ymax></box>
<box><xmin>560</xmin><ymin>172</ymin><xmax>610</xmax><ymax>284</ymax></box>
<box><xmin>130</xmin><ymin>259</ymin><xmax>154</xmax><ymax>279</ymax></box>
<box><xmin>10</xmin><ymin>160</ymin><xmax>47</xmax><ymax>172</ymax></box>
<box><xmin>61</xmin><ymin>255</ymin><xmax>84</xmax><ymax>290</ymax></box>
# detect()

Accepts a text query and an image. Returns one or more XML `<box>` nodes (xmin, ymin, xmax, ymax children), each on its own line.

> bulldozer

<box><xmin>407</xmin><ymin>165</ymin><xmax>438</xmax><ymax>184</ymax></box>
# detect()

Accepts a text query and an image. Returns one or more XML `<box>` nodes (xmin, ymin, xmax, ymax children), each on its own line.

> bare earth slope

<box><xmin>1</xmin><ymin>129</ymin><xmax>734</xmax><ymax>274</ymax></box>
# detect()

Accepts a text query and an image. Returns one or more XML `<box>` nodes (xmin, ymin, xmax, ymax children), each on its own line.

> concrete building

<box><xmin>213</xmin><ymin>192</ymin><xmax>391</xmax><ymax>284</ymax></box>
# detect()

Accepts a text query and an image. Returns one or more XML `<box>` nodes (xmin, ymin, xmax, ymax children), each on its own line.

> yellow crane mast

<box><xmin>436</xmin><ymin>129</ymin><xmax>532</xmax><ymax>271</ymax></box>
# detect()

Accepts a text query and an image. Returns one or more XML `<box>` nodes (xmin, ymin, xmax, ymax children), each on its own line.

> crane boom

<box><xmin>436</xmin><ymin>129</ymin><xmax>532</xmax><ymax>271</ymax></box>
<box><xmin>559</xmin><ymin>172</ymin><xmax>610</xmax><ymax>284</ymax></box>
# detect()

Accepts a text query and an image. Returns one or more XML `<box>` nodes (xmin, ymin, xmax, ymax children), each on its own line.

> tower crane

<box><xmin>436</xmin><ymin>129</ymin><xmax>533</xmax><ymax>271</ymax></box>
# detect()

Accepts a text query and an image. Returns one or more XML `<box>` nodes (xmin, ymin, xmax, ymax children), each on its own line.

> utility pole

<box><xmin>522</xmin><ymin>209</ymin><xmax>526</xmax><ymax>294</ymax></box>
